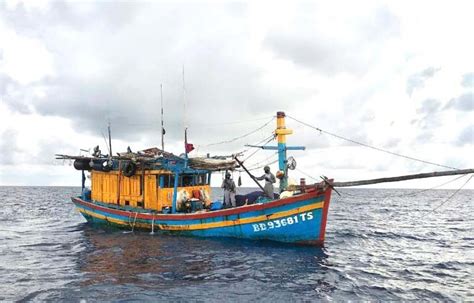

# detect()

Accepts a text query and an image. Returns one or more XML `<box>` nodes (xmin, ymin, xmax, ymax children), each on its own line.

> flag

<box><xmin>185</xmin><ymin>143</ymin><xmax>194</xmax><ymax>153</ymax></box>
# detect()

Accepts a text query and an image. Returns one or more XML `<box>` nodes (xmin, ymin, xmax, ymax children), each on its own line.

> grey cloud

<box><xmin>445</xmin><ymin>93</ymin><xmax>473</xmax><ymax>111</ymax></box>
<box><xmin>2</xmin><ymin>2</ymin><xmax>295</xmax><ymax>151</ymax></box>
<box><xmin>33</xmin><ymin>138</ymin><xmax>76</xmax><ymax>165</ymax></box>
<box><xmin>417</xmin><ymin>98</ymin><xmax>441</xmax><ymax>115</ymax></box>
<box><xmin>413</xmin><ymin>101</ymin><xmax>443</xmax><ymax>130</ymax></box>
<box><xmin>416</xmin><ymin>131</ymin><xmax>433</xmax><ymax>144</ymax></box>
<box><xmin>461</xmin><ymin>72</ymin><xmax>474</xmax><ymax>88</ymax></box>
<box><xmin>0</xmin><ymin>1</ymin><xmax>143</xmax><ymax>36</ymax></box>
<box><xmin>456</xmin><ymin>125</ymin><xmax>473</xmax><ymax>146</ymax></box>
<box><xmin>0</xmin><ymin>74</ymin><xmax>34</xmax><ymax>114</ymax></box>
<box><xmin>263</xmin><ymin>5</ymin><xmax>400</xmax><ymax>76</ymax></box>
<box><xmin>415</xmin><ymin>113</ymin><xmax>443</xmax><ymax>130</ymax></box>
<box><xmin>0</xmin><ymin>129</ymin><xmax>21</xmax><ymax>164</ymax></box>
<box><xmin>406</xmin><ymin>67</ymin><xmax>441</xmax><ymax>96</ymax></box>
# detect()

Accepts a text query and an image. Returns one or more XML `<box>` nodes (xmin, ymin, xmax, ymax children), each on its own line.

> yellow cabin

<box><xmin>90</xmin><ymin>170</ymin><xmax>212</xmax><ymax>212</ymax></box>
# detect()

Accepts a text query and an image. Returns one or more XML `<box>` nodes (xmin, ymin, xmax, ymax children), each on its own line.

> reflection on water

<box><xmin>79</xmin><ymin>227</ymin><xmax>328</xmax><ymax>293</ymax></box>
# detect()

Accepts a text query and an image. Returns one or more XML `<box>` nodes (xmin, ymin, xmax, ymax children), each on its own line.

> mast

<box><xmin>244</xmin><ymin>111</ymin><xmax>305</xmax><ymax>192</ymax></box>
<box><xmin>107</xmin><ymin>121</ymin><xmax>112</xmax><ymax>157</ymax></box>
<box><xmin>276</xmin><ymin>112</ymin><xmax>291</xmax><ymax>190</ymax></box>
<box><xmin>275</xmin><ymin>112</ymin><xmax>305</xmax><ymax>191</ymax></box>
<box><xmin>160</xmin><ymin>83</ymin><xmax>165</xmax><ymax>151</ymax></box>
<box><xmin>183</xmin><ymin>65</ymin><xmax>188</xmax><ymax>161</ymax></box>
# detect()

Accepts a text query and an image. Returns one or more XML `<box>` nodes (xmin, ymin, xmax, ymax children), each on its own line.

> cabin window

<box><xmin>169</xmin><ymin>175</ymin><xmax>175</xmax><ymax>187</ymax></box>
<box><xmin>196</xmin><ymin>174</ymin><xmax>207</xmax><ymax>185</ymax></box>
<box><xmin>157</xmin><ymin>175</ymin><xmax>165</xmax><ymax>188</ymax></box>
<box><xmin>180</xmin><ymin>175</ymin><xmax>193</xmax><ymax>187</ymax></box>
<box><xmin>158</xmin><ymin>174</ymin><xmax>174</xmax><ymax>188</ymax></box>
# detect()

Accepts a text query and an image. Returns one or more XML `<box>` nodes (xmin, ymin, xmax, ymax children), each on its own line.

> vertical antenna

<box><xmin>107</xmin><ymin>120</ymin><xmax>112</xmax><ymax>157</ymax></box>
<box><xmin>183</xmin><ymin>65</ymin><xmax>188</xmax><ymax>158</ymax></box>
<box><xmin>160</xmin><ymin>83</ymin><xmax>165</xmax><ymax>151</ymax></box>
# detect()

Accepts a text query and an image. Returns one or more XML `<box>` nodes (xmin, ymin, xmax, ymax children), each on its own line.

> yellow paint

<box><xmin>144</xmin><ymin>174</ymin><xmax>158</xmax><ymax>210</ymax></box>
<box><xmin>77</xmin><ymin>200</ymin><xmax>324</xmax><ymax>231</ymax></box>
<box><xmin>119</xmin><ymin>174</ymin><xmax>142</xmax><ymax>207</ymax></box>
<box><xmin>276</xmin><ymin>115</ymin><xmax>293</xmax><ymax>144</ymax></box>
<box><xmin>90</xmin><ymin>170</ymin><xmax>211</xmax><ymax>212</ymax></box>
<box><xmin>158</xmin><ymin>201</ymin><xmax>323</xmax><ymax>230</ymax></box>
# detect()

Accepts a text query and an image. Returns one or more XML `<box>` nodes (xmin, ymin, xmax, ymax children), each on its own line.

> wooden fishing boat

<box><xmin>58</xmin><ymin>110</ymin><xmax>473</xmax><ymax>246</ymax></box>
<box><xmin>58</xmin><ymin>111</ymin><xmax>334</xmax><ymax>246</ymax></box>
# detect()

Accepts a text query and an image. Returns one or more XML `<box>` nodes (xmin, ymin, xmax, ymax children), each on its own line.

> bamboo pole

<box><xmin>234</xmin><ymin>157</ymin><xmax>266</xmax><ymax>192</ymax></box>
<box><xmin>332</xmin><ymin>168</ymin><xmax>474</xmax><ymax>187</ymax></box>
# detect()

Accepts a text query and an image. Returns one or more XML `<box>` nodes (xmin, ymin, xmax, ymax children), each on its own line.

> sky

<box><xmin>0</xmin><ymin>0</ymin><xmax>473</xmax><ymax>189</ymax></box>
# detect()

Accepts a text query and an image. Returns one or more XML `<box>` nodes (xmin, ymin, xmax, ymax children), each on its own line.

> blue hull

<box><xmin>72</xmin><ymin>187</ymin><xmax>332</xmax><ymax>246</ymax></box>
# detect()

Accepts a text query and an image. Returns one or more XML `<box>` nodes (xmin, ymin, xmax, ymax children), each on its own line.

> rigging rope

<box><xmin>429</xmin><ymin>174</ymin><xmax>473</xmax><ymax>213</ymax></box>
<box><xmin>241</xmin><ymin>135</ymin><xmax>275</xmax><ymax>162</ymax></box>
<box><xmin>244</xmin><ymin>159</ymin><xmax>279</xmax><ymax>172</ymax></box>
<box><xmin>244</xmin><ymin>152</ymin><xmax>279</xmax><ymax>170</ymax></box>
<box><xmin>202</xmin><ymin>117</ymin><xmax>275</xmax><ymax>147</ymax></box>
<box><xmin>287</xmin><ymin>115</ymin><xmax>458</xmax><ymax>170</ymax></box>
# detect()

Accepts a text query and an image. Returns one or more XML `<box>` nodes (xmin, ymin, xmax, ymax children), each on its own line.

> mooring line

<box><xmin>131</xmin><ymin>212</ymin><xmax>138</xmax><ymax>232</ymax></box>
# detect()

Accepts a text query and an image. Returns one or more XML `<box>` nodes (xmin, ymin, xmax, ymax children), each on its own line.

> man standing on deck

<box><xmin>255</xmin><ymin>166</ymin><xmax>276</xmax><ymax>199</ymax></box>
<box><xmin>222</xmin><ymin>171</ymin><xmax>236</xmax><ymax>208</ymax></box>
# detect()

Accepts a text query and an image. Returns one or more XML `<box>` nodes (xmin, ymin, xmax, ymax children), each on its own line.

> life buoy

<box><xmin>122</xmin><ymin>161</ymin><xmax>136</xmax><ymax>177</ymax></box>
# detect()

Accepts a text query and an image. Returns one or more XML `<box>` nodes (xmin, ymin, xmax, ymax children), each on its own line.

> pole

<box><xmin>332</xmin><ymin>168</ymin><xmax>474</xmax><ymax>187</ymax></box>
<box><xmin>160</xmin><ymin>84</ymin><xmax>164</xmax><ymax>151</ymax></box>
<box><xmin>107</xmin><ymin>121</ymin><xmax>112</xmax><ymax>157</ymax></box>
<box><xmin>234</xmin><ymin>157</ymin><xmax>266</xmax><ymax>192</ymax></box>
<box><xmin>275</xmin><ymin>111</ymin><xmax>294</xmax><ymax>191</ymax></box>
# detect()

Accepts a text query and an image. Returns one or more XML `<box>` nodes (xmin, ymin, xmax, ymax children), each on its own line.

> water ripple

<box><xmin>0</xmin><ymin>186</ymin><xmax>472</xmax><ymax>301</ymax></box>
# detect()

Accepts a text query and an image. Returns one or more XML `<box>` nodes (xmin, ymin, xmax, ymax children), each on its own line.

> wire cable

<box><xmin>287</xmin><ymin>115</ymin><xmax>458</xmax><ymax>170</ymax></box>
<box><xmin>202</xmin><ymin>117</ymin><xmax>275</xmax><ymax>147</ymax></box>
<box><xmin>241</xmin><ymin>135</ymin><xmax>275</xmax><ymax>162</ymax></box>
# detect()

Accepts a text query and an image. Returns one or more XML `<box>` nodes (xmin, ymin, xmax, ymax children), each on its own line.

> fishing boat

<box><xmin>57</xmin><ymin>111</ymin><xmax>473</xmax><ymax>246</ymax></box>
<box><xmin>57</xmin><ymin>112</ymin><xmax>334</xmax><ymax>246</ymax></box>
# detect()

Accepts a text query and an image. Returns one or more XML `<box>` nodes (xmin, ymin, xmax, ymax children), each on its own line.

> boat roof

<box><xmin>56</xmin><ymin>147</ymin><xmax>237</xmax><ymax>173</ymax></box>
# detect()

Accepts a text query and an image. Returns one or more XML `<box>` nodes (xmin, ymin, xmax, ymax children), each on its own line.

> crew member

<box><xmin>256</xmin><ymin>166</ymin><xmax>276</xmax><ymax>199</ymax></box>
<box><xmin>221</xmin><ymin>171</ymin><xmax>236</xmax><ymax>207</ymax></box>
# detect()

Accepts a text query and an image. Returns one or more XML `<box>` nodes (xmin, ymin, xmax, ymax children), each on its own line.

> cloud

<box><xmin>0</xmin><ymin>75</ymin><xmax>35</xmax><ymax>114</ymax></box>
<box><xmin>456</xmin><ymin>125</ymin><xmax>473</xmax><ymax>146</ymax></box>
<box><xmin>445</xmin><ymin>93</ymin><xmax>473</xmax><ymax>111</ymax></box>
<box><xmin>1</xmin><ymin>2</ymin><xmax>292</xmax><ymax>146</ymax></box>
<box><xmin>461</xmin><ymin>72</ymin><xmax>474</xmax><ymax>88</ymax></box>
<box><xmin>406</xmin><ymin>67</ymin><xmax>441</xmax><ymax>96</ymax></box>
<box><xmin>412</xmin><ymin>99</ymin><xmax>443</xmax><ymax>131</ymax></box>
<box><xmin>263</xmin><ymin>4</ymin><xmax>400</xmax><ymax>76</ymax></box>
<box><xmin>0</xmin><ymin>129</ymin><xmax>21</xmax><ymax>164</ymax></box>
<box><xmin>416</xmin><ymin>98</ymin><xmax>441</xmax><ymax>115</ymax></box>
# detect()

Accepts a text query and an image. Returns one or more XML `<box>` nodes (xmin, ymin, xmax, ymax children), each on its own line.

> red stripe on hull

<box><xmin>72</xmin><ymin>188</ymin><xmax>328</xmax><ymax>221</ymax></box>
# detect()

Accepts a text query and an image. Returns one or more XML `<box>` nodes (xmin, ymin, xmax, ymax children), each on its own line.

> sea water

<box><xmin>0</xmin><ymin>186</ymin><xmax>472</xmax><ymax>301</ymax></box>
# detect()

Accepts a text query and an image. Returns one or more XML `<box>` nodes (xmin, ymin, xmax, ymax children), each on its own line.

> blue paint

<box><xmin>159</xmin><ymin>175</ymin><xmax>164</xmax><ymax>188</ymax></box>
<box><xmin>73</xmin><ymin>192</ymin><xmax>327</xmax><ymax>244</ymax></box>
<box><xmin>172</xmin><ymin>171</ymin><xmax>179</xmax><ymax>213</ymax></box>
